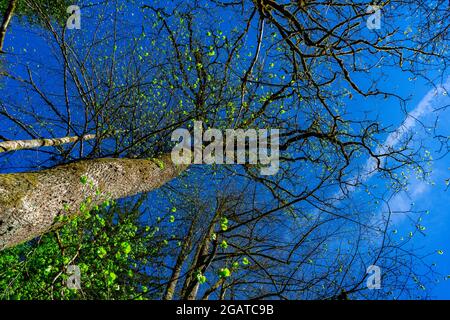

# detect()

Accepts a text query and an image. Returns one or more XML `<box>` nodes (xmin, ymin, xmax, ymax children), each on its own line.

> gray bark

<box><xmin>163</xmin><ymin>217</ymin><xmax>197</xmax><ymax>300</ymax></box>
<box><xmin>181</xmin><ymin>210</ymin><xmax>220</xmax><ymax>300</ymax></box>
<box><xmin>0</xmin><ymin>154</ymin><xmax>188</xmax><ymax>250</ymax></box>
<box><xmin>0</xmin><ymin>0</ymin><xmax>17</xmax><ymax>53</ymax></box>
<box><xmin>0</xmin><ymin>134</ymin><xmax>96</xmax><ymax>153</ymax></box>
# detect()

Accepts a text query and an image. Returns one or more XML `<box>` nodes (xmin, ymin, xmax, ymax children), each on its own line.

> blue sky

<box><xmin>378</xmin><ymin>80</ymin><xmax>450</xmax><ymax>298</ymax></box>
<box><xmin>346</xmin><ymin>70</ymin><xmax>450</xmax><ymax>297</ymax></box>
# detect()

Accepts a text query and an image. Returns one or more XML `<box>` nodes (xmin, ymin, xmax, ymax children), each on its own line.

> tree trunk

<box><xmin>181</xmin><ymin>209</ymin><xmax>220</xmax><ymax>300</ymax></box>
<box><xmin>163</xmin><ymin>217</ymin><xmax>197</xmax><ymax>300</ymax></box>
<box><xmin>202</xmin><ymin>278</ymin><xmax>225</xmax><ymax>300</ymax></box>
<box><xmin>0</xmin><ymin>134</ymin><xmax>96</xmax><ymax>153</ymax></box>
<box><xmin>0</xmin><ymin>0</ymin><xmax>17</xmax><ymax>53</ymax></box>
<box><xmin>0</xmin><ymin>153</ymin><xmax>188</xmax><ymax>250</ymax></box>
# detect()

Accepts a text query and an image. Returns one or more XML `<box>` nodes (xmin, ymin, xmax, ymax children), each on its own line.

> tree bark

<box><xmin>0</xmin><ymin>0</ymin><xmax>17</xmax><ymax>53</ymax></box>
<box><xmin>0</xmin><ymin>153</ymin><xmax>188</xmax><ymax>250</ymax></box>
<box><xmin>0</xmin><ymin>134</ymin><xmax>96</xmax><ymax>153</ymax></box>
<box><xmin>181</xmin><ymin>209</ymin><xmax>220</xmax><ymax>300</ymax></box>
<box><xmin>202</xmin><ymin>278</ymin><xmax>225</xmax><ymax>300</ymax></box>
<box><xmin>163</xmin><ymin>217</ymin><xmax>197</xmax><ymax>300</ymax></box>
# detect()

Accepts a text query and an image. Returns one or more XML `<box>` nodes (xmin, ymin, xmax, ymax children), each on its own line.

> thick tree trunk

<box><xmin>0</xmin><ymin>0</ymin><xmax>17</xmax><ymax>53</ymax></box>
<box><xmin>0</xmin><ymin>153</ymin><xmax>188</xmax><ymax>250</ymax></box>
<box><xmin>0</xmin><ymin>134</ymin><xmax>96</xmax><ymax>153</ymax></box>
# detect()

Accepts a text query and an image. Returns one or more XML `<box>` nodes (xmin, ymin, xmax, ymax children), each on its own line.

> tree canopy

<box><xmin>0</xmin><ymin>0</ymin><xmax>449</xmax><ymax>300</ymax></box>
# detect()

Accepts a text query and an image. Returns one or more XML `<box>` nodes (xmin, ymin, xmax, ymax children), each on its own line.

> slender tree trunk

<box><xmin>202</xmin><ymin>278</ymin><xmax>225</xmax><ymax>300</ymax></box>
<box><xmin>0</xmin><ymin>0</ymin><xmax>17</xmax><ymax>53</ymax></box>
<box><xmin>163</xmin><ymin>217</ymin><xmax>197</xmax><ymax>300</ymax></box>
<box><xmin>181</xmin><ymin>209</ymin><xmax>220</xmax><ymax>300</ymax></box>
<box><xmin>0</xmin><ymin>153</ymin><xmax>188</xmax><ymax>250</ymax></box>
<box><xmin>0</xmin><ymin>134</ymin><xmax>96</xmax><ymax>153</ymax></box>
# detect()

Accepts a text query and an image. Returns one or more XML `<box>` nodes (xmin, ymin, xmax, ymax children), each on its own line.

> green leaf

<box><xmin>218</xmin><ymin>268</ymin><xmax>231</xmax><ymax>278</ymax></box>
<box><xmin>107</xmin><ymin>272</ymin><xmax>117</xmax><ymax>285</ymax></box>
<box><xmin>220</xmin><ymin>217</ymin><xmax>229</xmax><ymax>231</ymax></box>
<box><xmin>220</xmin><ymin>240</ymin><xmax>228</xmax><ymax>249</ymax></box>
<box><xmin>97</xmin><ymin>247</ymin><xmax>107</xmax><ymax>259</ymax></box>
<box><xmin>196</xmin><ymin>272</ymin><xmax>207</xmax><ymax>284</ymax></box>
<box><xmin>80</xmin><ymin>176</ymin><xmax>88</xmax><ymax>184</ymax></box>
<box><xmin>121</xmin><ymin>242</ymin><xmax>132</xmax><ymax>255</ymax></box>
